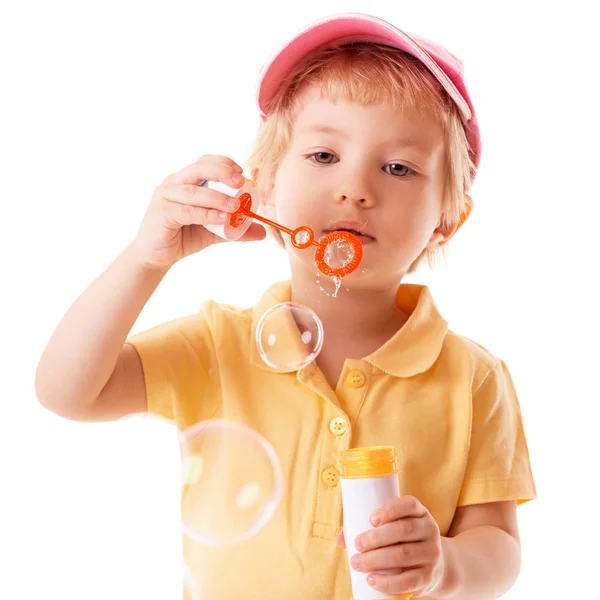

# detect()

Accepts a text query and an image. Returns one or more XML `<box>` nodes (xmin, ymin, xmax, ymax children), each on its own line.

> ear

<box><xmin>428</xmin><ymin>194</ymin><xmax>473</xmax><ymax>249</ymax></box>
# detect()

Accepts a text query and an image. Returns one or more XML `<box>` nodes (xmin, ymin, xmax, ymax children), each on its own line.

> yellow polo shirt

<box><xmin>126</xmin><ymin>281</ymin><xmax>536</xmax><ymax>600</ymax></box>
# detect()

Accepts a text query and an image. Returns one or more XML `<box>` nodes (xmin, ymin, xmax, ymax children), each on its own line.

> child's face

<box><xmin>266</xmin><ymin>84</ymin><xmax>449</xmax><ymax>287</ymax></box>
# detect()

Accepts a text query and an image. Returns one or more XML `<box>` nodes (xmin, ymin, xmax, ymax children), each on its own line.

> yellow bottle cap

<box><xmin>339</xmin><ymin>446</ymin><xmax>398</xmax><ymax>478</ymax></box>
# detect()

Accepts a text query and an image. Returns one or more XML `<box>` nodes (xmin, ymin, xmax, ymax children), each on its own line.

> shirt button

<box><xmin>329</xmin><ymin>417</ymin><xmax>348</xmax><ymax>436</ymax></box>
<box><xmin>346</xmin><ymin>369</ymin><xmax>366</xmax><ymax>388</ymax></box>
<box><xmin>321</xmin><ymin>466</ymin><xmax>340</xmax><ymax>488</ymax></box>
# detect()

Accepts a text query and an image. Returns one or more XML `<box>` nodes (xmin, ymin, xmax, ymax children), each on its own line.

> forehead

<box><xmin>291</xmin><ymin>84</ymin><xmax>445</xmax><ymax>153</ymax></box>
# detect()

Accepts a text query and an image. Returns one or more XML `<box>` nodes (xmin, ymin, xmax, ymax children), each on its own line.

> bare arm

<box><xmin>435</xmin><ymin>500</ymin><xmax>521</xmax><ymax>599</ymax></box>
<box><xmin>34</xmin><ymin>242</ymin><xmax>168</xmax><ymax>419</ymax></box>
<box><xmin>35</xmin><ymin>156</ymin><xmax>263</xmax><ymax>421</ymax></box>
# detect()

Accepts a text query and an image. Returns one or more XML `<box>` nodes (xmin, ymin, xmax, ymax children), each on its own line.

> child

<box><xmin>35</xmin><ymin>12</ymin><xmax>536</xmax><ymax>600</ymax></box>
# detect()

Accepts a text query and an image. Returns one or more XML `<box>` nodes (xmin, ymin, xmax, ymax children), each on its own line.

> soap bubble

<box><xmin>179</xmin><ymin>420</ymin><xmax>284</xmax><ymax>547</ymax></box>
<box><xmin>324</xmin><ymin>238</ymin><xmax>355</xmax><ymax>270</ymax></box>
<box><xmin>183</xmin><ymin>563</ymin><xmax>202</xmax><ymax>600</ymax></box>
<box><xmin>256</xmin><ymin>302</ymin><xmax>324</xmax><ymax>371</ymax></box>
<box><xmin>291</xmin><ymin>226</ymin><xmax>314</xmax><ymax>248</ymax></box>
<box><xmin>295</xmin><ymin>229</ymin><xmax>311</xmax><ymax>245</ymax></box>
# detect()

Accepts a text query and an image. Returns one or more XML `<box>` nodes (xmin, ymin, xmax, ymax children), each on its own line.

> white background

<box><xmin>2</xmin><ymin>0</ymin><xmax>599</xmax><ymax>598</ymax></box>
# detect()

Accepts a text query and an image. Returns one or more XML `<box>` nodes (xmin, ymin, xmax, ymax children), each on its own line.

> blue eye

<box><xmin>383</xmin><ymin>163</ymin><xmax>414</xmax><ymax>177</ymax></box>
<box><xmin>310</xmin><ymin>152</ymin><xmax>337</xmax><ymax>164</ymax></box>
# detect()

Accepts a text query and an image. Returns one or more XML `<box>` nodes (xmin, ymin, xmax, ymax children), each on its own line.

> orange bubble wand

<box><xmin>230</xmin><ymin>193</ymin><xmax>363</xmax><ymax>278</ymax></box>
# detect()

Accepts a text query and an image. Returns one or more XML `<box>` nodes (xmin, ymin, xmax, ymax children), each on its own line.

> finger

<box><xmin>165</xmin><ymin>202</ymin><xmax>233</xmax><ymax>228</ymax></box>
<box><xmin>194</xmin><ymin>154</ymin><xmax>245</xmax><ymax>185</ymax></box>
<box><xmin>371</xmin><ymin>496</ymin><xmax>427</xmax><ymax>527</ymax></box>
<box><xmin>194</xmin><ymin>154</ymin><xmax>244</xmax><ymax>172</ymax></box>
<box><xmin>355</xmin><ymin>517</ymin><xmax>428</xmax><ymax>551</ymax></box>
<box><xmin>335</xmin><ymin>530</ymin><xmax>346</xmax><ymax>549</ymax></box>
<box><xmin>210</xmin><ymin>223</ymin><xmax>267</xmax><ymax>245</ymax></box>
<box><xmin>351</xmin><ymin>541</ymin><xmax>431</xmax><ymax>572</ymax></box>
<box><xmin>162</xmin><ymin>183</ymin><xmax>240</xmax><ymax>213</ymax></box>
<box><xmin>366</xmin><ymin>567</ymin><xmax>425</xmax><ymax>597</ymax></box>
<box><xmin>169</xmin><ymin>159</ymin><xmax>245</xmax><ymax>188</ymax></box>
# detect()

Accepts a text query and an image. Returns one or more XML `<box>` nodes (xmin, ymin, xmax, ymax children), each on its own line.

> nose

<box><xmin>334</xmin><ymin>172</ymin><xmax>376</xmax><ymax>208</ymax></box>
<box><xmin>336</xmin><ymin>193</ymin><xmax>374</xmax><ymax>207</ymax></box>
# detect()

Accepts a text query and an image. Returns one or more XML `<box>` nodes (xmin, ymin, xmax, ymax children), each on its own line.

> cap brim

<box><xmin>256</xmin><ymin>13</ymin><xmax>471</xmax><ymax>123</ymax></box>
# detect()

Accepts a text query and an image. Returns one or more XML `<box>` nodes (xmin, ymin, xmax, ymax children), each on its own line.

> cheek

<box><xmin>380</xmin><ymin>196</ymin><xmax>441</xmax><ymax>246</ymax></box>
<box><xmin>272</xmin><ymin>191</ymin><xmax>297</xmax><ymax>227</ymax></box>
<box><xmin>271</xmin><ymin>159</ymin><xmax>297</xmax><ymax>219</ymax></box>
<box><xmin>273</xmin><ymin>172</ymin><xmax>322</xmax><ymax>227</ymax></box>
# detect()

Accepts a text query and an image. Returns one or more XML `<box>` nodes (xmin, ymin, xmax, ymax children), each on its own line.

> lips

<box><xmin>323</xmin><ymin>221</ymin><xmax>375</xmax><ymax>245</ymax></box>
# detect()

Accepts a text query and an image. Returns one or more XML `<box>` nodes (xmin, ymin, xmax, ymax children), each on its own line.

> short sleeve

<box><xmin>125</xmin><ymin>311</ymin><xmax>220</xmax><ymax>425</ymax></box>
<box><xmin>457</xmin><ymin>360</ymin><xmax>537</xmax><ymax>507</ymax></box>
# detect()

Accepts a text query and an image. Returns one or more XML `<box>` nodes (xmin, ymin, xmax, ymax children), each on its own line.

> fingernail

<box><xmin>370</xmin><ymin>514</ymin><xmax>381</xmax><ymax>527</ymax></box>
<box><xmin>367</xmin><ymin>575</ymin><xmax>377</xmax><ymax>586</ymax></box>
<box><xmin>218</xmin><ymin>211</ymin><xmax>228</xmax><ymax>220</ymax></box>
<box><xmin>355</xmin><ymin>537</ymin><xmax>364</xmax><ymax>551</ymax></box>
<box><xmin>232</xmin><ymin>173</ymin><xmax>244</xmax><ymax>184</ymax></box>
<box><xmin>226</xmin><ymin>197</ymin><xmax>238</xmax><ymax>208</ymax></box>
<box><xmin>350</xmin><ymin>554</ymin><xmax>361</xmax><ymax>569</ymax></box>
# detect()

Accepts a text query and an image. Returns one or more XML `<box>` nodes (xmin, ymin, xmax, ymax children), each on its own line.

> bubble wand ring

<box><xmin>231</xmin><ymin>193</ymin><xmax>363</xmax><ymax>278</ymax></box>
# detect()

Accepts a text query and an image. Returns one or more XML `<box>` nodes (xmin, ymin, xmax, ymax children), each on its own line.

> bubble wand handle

<box><xmin>236</xmin><ymin>204</ymin><xmax>320</xmax><ymax>248</ymax></box>
<box><xmin>231</xmin><ymin>193</ymin><xmax>362</xmax><ymax>278</ymax></box>
<box><xmin>230</xmin><ymin>193</ymin><xmax>319</xmax><ymax>248</ymax></box>
<box><xmin>242</xmin><ymin>207</ymin><xmax>296</xmax><ymax>238</ymax></box>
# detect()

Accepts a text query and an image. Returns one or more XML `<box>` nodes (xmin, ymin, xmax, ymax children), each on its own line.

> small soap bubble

<box><xmin>179</xmin><ymin>420</ymin><xmax>284</xmax><ymax>547</ymax></box>
<box><xmin>324</xmin><ymin>239</ymin><xmax>354</xmax><ymax>269</ymax></box>
<box><xmin>256</xmin><ymin>302</ymin><xmax>324</xmax><ymax>371</ymax></box>
<box><xmin>294</xmin><ymin>229</ymin><xmax>311</xmax><ymax>245</ymax></box>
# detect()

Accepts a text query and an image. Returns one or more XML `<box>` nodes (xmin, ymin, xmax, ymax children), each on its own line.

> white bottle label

<box><xmin>340</xmin><ymin>474</ymin><xmax>400</xmax><ymax>600</ymax></box>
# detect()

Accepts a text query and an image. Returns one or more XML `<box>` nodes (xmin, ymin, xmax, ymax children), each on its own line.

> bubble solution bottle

<box><xmin>201</xmin><ymin>177</ymin><xmax>259</xmax><ymax>241</ymax></box>
<box><xmin>339</xmin><ymin>446</ymin><xmax>412</xmax><ymax>600</ymax></box>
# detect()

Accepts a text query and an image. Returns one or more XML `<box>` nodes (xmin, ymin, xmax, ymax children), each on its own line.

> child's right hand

<box><xmin>132</xmin><ymin>154</ymin><xmax>266</xmax><ymax>270</ymax></box>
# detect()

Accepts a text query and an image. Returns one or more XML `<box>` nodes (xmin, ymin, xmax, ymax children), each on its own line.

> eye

<box><xmin>383</xmin><ymin>163</ymin><xmax>414</xmax><ymax>177</ymax></box>
<box><xmin>310</xmin><ymin>151</ymin><xmax>337</xmax><ymax>164</ymax></box>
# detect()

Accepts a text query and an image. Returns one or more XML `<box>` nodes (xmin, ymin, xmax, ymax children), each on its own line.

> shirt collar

<box><xmin>250</xmin><ymin>280</ymin><xmax>448</xmax><ymax>378</ymax></box>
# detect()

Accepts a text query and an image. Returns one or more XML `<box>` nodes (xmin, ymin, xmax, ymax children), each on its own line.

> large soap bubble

<box><xmin>179</xmin><ymin>420</ymin><xmax>283</xmax><ymax>547</ymax></box>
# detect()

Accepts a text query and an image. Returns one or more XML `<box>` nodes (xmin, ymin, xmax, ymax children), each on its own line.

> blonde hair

<box><xmin>245</xmin><ymin>42</ymin><xmax>475</xmax><ymax>273</ymax></box>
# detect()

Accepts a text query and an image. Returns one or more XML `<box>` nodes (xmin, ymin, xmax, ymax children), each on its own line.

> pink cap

<box><xmin>256</xmin><ymin>12</ymin><xmax>481</xmax><ymax>180</ymax></box>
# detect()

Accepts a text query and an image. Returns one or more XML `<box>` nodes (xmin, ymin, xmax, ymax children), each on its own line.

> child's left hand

<box><xmin>335</xmin><ymin>495</ymin><xmax>444</xmax><ymax>597</ymax></box>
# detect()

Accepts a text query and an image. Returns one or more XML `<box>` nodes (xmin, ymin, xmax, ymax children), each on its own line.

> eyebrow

<box><xmin>297</xmin><ymin>124</ymin><xmax>349</xmax><ymax>138</ymax></box>
<box><xmin>296</xmin><ymin>124</ymin><xmax>425</xmax><ymax>150</ymax></box>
